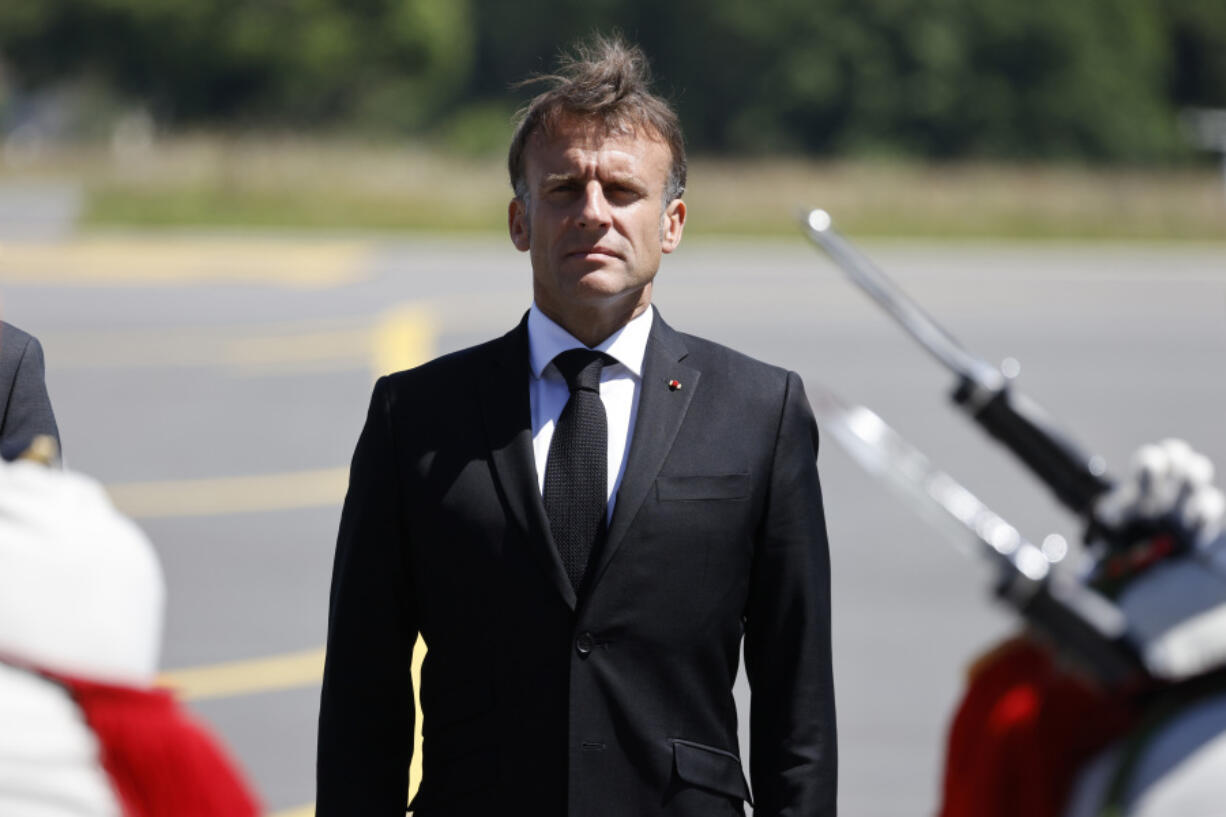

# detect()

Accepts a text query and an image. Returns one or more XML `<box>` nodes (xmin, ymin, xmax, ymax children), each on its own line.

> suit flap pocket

<box><xmin>656</xmin><ymin>474</ymin><xmax>750</xmax><ymax>501</ymax></box>
<box><xmin>671</xmin><ymin>739</ymin><xmax>752</xmax><ymax>804</ymax></box>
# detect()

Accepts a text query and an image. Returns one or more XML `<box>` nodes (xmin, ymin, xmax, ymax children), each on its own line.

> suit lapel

<box><xmin>585</xmin><ymin>315</ymin><xmax>699</xmax><ymax>595</ymax></box>
<box><xmin>480</xmin><ymin>318</ymin><xmax>578</xmax><ymax>611</ymax></box>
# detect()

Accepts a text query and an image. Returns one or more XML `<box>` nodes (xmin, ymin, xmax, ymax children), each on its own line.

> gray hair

<box><xmin>508</xmin><ymin>34</ymin><xmax>686</xmax><ymax>205</ymax></box>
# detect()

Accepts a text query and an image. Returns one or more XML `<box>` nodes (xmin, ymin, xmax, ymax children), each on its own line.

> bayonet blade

<box><xmin>801</xmin><ymin>209</ymin><xmax>1004</xmax><ymax>391</ymax></box>
<box><xmin>811</xmin><ymin>384</ymin><xmax>1050</xmax><ymax>582</ymax></box>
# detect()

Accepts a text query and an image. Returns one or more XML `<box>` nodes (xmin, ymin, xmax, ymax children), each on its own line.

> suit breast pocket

<box><xmin>634</xmin><ymin>473</ymin><xmax>756</xmax><ymax>622</ymax></box>
<box><xmin>655</xmin><ymin>473</ymin><xmax>751</xmax><ymax>502</ymax></box>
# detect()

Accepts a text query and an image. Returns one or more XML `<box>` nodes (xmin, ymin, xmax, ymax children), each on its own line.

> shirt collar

<box><xmin>527</xmin><ymin>303</ymin><xmax>653</xmax><ymax>379</ymax></box>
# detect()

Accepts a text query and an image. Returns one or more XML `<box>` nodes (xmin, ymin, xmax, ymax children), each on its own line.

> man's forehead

<box><xmin>526</xmin><ymin>120</ymin><xmax>669</xmax><ymax>179</ymax></box>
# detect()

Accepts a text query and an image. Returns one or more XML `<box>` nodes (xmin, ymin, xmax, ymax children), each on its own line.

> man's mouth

<box><xmin>567</xmin><ymin>247</ymin><xmax>621</xmax><ymax>259</ymax></box>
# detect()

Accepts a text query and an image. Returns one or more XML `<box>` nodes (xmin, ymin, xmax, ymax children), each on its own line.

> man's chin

<box><xmin>561</xmin><ymin>254</ymin><xmax>626</xmax><ymax>277</ymax></box>
<box><xmin>566</xmin><ymin>265</ymin><xmax>625</xmax><ymax>292</ymax></box>
<box><xmin>573</xmin><ymin>274</ymin><xmax>647</xmax><ymax>304</ymax></box>
<box><xmin>536</xmin><ymin>266</ymin><xmax>652</xmax><ymax>313</ymax></box>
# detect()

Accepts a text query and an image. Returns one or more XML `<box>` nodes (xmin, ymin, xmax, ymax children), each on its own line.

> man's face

<box><xmin>509</xmin><ymin>119</ymin><xmax>685</xmax><ymax>335</ymax></box>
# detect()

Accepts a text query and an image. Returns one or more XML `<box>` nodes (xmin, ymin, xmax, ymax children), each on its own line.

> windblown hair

<box><xmin>507</xmin><ymin>35</ymin><xmax>686</xmax><ymax>204</ymax></box>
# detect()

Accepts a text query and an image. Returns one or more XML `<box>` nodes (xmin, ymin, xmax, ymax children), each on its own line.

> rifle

<box><xmin>799</xmin><ymin>209</ymin><xmax>1150</xmax><ymax>685</ymax></box>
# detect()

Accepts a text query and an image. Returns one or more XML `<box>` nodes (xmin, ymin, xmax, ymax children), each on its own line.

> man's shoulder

<box><xmin>0</xmin><ymin>322</ymin><xmax>40</xmax><ymax>378</ymax></box>
<box><xmin>0</xmin><ymin>322</ymin><xmax>36</xmax><ymax>362</ymax></box>
<box><xmin>380</xmin><ymin>326</ymin><xmax>520</xmax><ymax>396</ymax></box>
<box><xmin>0</xmin><ymin>322</ymin><xmax>34</xmax><ymax>347</ymax></box>
<box><xmin>670</xmin><ymin>327</ymin><xmax>795</xmax><ymax>391</ymax></box>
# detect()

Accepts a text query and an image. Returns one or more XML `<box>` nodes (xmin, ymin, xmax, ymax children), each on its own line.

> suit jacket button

<box><xmin>576</xmin><ymin>632</ymin><xmax>595</xmax><ymax>657</ymax></box>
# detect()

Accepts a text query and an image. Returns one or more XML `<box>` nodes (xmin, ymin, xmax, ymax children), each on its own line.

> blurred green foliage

<box><xmin>1</xmin><ymin>0</ymin><xmax>1224</xmax><ymax>161</ymax></box>
<box><xmin>0</xmin><ymin>0</ymin><xmax>473</xmax><ymax>130</ymax></box>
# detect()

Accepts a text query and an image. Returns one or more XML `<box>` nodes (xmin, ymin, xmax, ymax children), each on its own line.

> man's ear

<box><xmin>661</xmin><ymin>198</ymin><xmax>686</xmax><ymax>254</ymax></box>
<box><xmin>509</xmin><ymin>198</ymin><xmax>531</xmax><ymax>252</ymax></box>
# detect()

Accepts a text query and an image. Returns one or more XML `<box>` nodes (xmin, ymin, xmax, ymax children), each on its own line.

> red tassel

<box><xmin>47</xmin><ymin>673</ymin><xmax>261</xmax><ymax>817</ymax></box>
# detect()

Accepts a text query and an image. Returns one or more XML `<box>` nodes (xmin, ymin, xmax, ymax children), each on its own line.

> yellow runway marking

<box><xmin>160</xmin><ymin>647</ymin><xmax>325</xmax><ymax>702</ymax></box>
<box><xmin>45</xmin><ymin>301</ymin><xmax>435</xmax><ymax>376</ymax></box>
<box><xmin>233</xmin><ymin>328</ymin><xmax>372</xmax><ymax>369</ymax></box>
<box><xmin>157</xmin><ymin>638</ymin><xmax>424</xmax><ymax>812</ymax></box>
<box><xmin>97</xmin><ymin>300</ymin><xmax>437</xmax><ymax>518</ymax></box>
<box><xmin>117</xmin><ymin>301</ymin><xmax>437</xmax><ymax>811</ymax></box>
<box><xmin>268</xmin><ymin>805</ymin><xmax>314</xmax><ymax>817</ymax></box>
<box><xmin>0</xmin><ymin>236</ymin><xmax>370</xmax><ymax>289</ymax></box>
<box><xmin>373</xmin><ymin>303</ymin><xmax>436</xmax><ymax>377</ymax></box>
<box><xmin>410</xmin><ymin>634</ymin><xmax>425</xmax><ymax>804</ymax></box>
<box><xmin>48</xmin><ymin>325</ymin><xmax>372</xmax><ymax>373</ymax></box>
<box><xmin>368</xmin><ymin>304</ymin><xmax>434</xmax><ymax>799</ymax></box>
<box><xmin>107</xmin><ymin>466</ymin><xmax>348</xmax><ymax>519</ymax></box>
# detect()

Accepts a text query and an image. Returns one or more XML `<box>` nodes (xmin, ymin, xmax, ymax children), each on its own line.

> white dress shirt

<box><xmin>527</xmin><ymin>303</ymin><xmax>653</xmax><ymax>520</ymax></box>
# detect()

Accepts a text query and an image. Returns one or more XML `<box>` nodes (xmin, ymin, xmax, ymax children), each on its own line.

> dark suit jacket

<box><xmin>0</xmin><ymin>322</ymin><xmax>60</xmax><ymax>457</ymax></box>
<box><xmin>318</xmin><ymin>313</ymin><xmax>836</xmax><ymax>816</ymax></box>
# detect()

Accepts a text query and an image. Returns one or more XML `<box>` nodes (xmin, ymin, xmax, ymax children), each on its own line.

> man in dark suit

<box><xmin>0</xmin><ymin>321</ymin><xmax>60</xmax><ymax>457</ymax></box>
<box><xmin>318</xmin><ymin>35</ymin><xmax>836</xmax><ymax>817</ymax></box>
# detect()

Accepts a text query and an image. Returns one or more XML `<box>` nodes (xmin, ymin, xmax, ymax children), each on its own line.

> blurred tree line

<box><xmin>1</xmin><ymin>0</ymin><xmax>1223</xmax><ymax>162</ymax></box>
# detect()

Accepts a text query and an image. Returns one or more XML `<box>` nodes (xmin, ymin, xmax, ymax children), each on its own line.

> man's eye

<box><xmin>606</xmin><ymin>185</ymin><xmax>641</xmax><ymax>202</ymax></box>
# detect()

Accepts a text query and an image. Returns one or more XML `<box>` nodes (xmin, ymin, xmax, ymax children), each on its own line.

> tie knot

<box><xmin>553</xmin><ymin>348</ymin><xmax>611</xmax><ymax>393</ymax></box>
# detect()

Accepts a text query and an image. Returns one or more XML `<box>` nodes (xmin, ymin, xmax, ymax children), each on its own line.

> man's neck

<box><xmin>534</xmin><ymin>288</ymin><xmax>652</xmax><ymax>348</ymax></box>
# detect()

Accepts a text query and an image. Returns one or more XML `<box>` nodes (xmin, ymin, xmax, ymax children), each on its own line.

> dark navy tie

<box><xmin>544</xmin><ymin>349</ymin><xmax>613</xmax><ymax>592</ymax></box>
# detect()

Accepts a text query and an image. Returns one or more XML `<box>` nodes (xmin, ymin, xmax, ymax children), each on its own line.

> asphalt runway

<box><xmin>5</xmin><ymin>232</ymin><xmax>1225</xmax><ymax>816</ymax></box>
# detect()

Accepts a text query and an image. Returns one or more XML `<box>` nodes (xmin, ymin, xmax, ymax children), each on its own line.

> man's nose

<box><xmin>576</xmin><ymin>182</ymin><xmax>611</xmax><ymax>228</ymax></box>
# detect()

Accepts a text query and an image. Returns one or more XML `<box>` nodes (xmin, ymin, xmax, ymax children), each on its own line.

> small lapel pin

<box><xmin>668</xmin><ymin>379</ymin><xmax>682</xmax><ymax>391</ymax></box>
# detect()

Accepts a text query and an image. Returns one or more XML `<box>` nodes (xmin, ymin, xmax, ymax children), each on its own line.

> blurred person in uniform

<box><xmin>939</xmin><ymin>438</ymin><xmax>1226</xmax><ymax>817</ymax></box>
<box><xmin>0</xmin><ymin>321</ymin><xmax>60</xmax><ymax>456</ymax></box>
<box><xmin>0</xmin><ymin>439</ymin><xmax>260</xmax><ymax>817</ymax></box>
<box><xmin>317</xmin><ymin>34</ymin><xmax>837</xmax><ymax>817</ymax></box>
